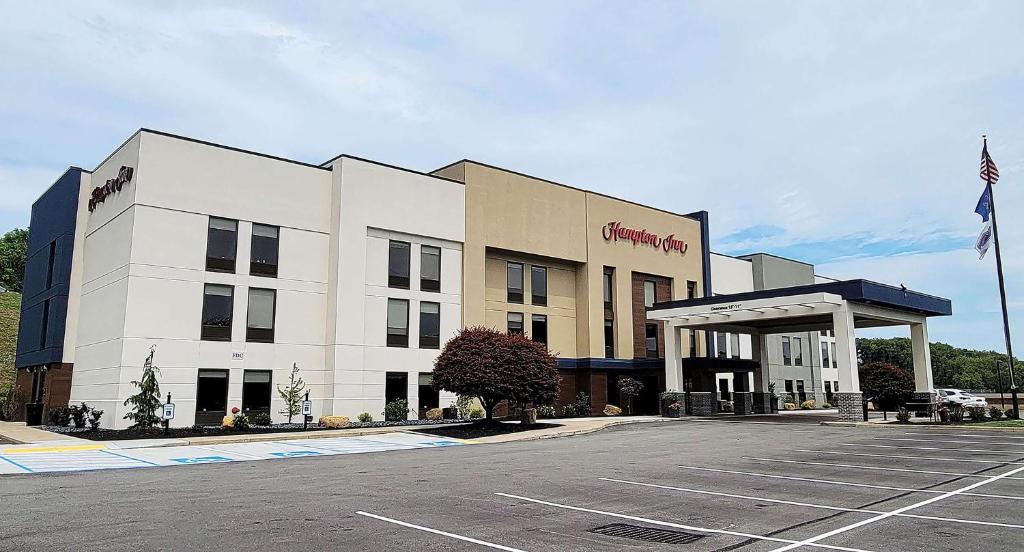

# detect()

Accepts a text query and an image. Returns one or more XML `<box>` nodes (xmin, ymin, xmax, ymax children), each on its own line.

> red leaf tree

<box><xmin>432</xmin><ymin>327</ymin><xmax>560</xmax><ymax>420</ymax></box>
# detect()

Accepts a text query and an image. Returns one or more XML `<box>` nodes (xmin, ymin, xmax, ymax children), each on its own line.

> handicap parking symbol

<box><xmin>171</xmin><ymin>456</ymin><xmax>234</xmax><ymax>464</ymax></box>
<box><xmin>269</xmin><ymin>450</ymin><xmax>322</xmax><ymax>458</ymax></box>
<box><xmin>424</xmin><ymin>441</ymin><xmax>461</xmax><ymax>447</ymax></box>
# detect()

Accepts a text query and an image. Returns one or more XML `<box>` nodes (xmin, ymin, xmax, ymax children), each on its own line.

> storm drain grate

<box><xmin>588</xmin><ymin>523</ymin><xmax>705</xmax><ymax>545</ymax></box>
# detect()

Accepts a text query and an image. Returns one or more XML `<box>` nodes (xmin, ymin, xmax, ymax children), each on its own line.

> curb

<box><xmin>467</xmin><ymin>417</ymin><xmax>679</xmax><ymax>444</ymax></box>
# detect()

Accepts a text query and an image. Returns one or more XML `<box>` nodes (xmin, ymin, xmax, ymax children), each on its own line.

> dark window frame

<box><xmin>603</xmin><ymin>267</ymin><xmax>614</xmax><ymax>312</ymax></box>
<box><xmin>531</xmin><ymin>314</ymin><xmax>548</xmax><ymax>346</ymax></box>
<box><xmin>241</xmin><ymin>369</ymin><xmax>273</xmax><ymax>413</ymax></box>
<box><xmin>730</xmin><ymin>333</ymin><xmax>740</xmax><ymax>359</ymax></box>
<box><xmin>716</xmin><ymin>332</ymin><xmax>727</xmax><ymax>359</ymax></box>
<box><xmin>418</xmin><ymin>301</ymin><xmax>440</xmax><ymax>349</ymax></box>
<box><xmin>387</xmin><ymin>298</ymin><xmax>410</xmax><ymax>347</ymax></box>
<box><xmin>781</xmin><ymin>336</ymin><xmax>792</xmax><ymax>366</ymax></box>
<box><xmin>604</xmin><ymin>319</ymin><xmax>614</xmax><ymax>359</ymax></box>
<box><xmin>646</xmin><ymin>323</ymin><xmax>659</xmax><ymax>359</ymax></box>
<box><xmin>206</xmin><ymin>217</ymin><xmax>238</xmax><ymax>273</ymax></box>
<box><xmin>686</xmin><ymin>280</ymin><xmax>698</xmax><ymax>299</ymax></box>
<box><xmin>388</xmin><ymin>240</ymin><xmax>411</xmax><ymax>289</ymax></box>
<box><xmin>507</xmin><ymin>262</ymin><xmax>524</xmax><ymax>304</ymax></box>
<box><xmin>530</xmin><ymin>265</ymin><xmax>547</xmax><ymax>306</ymax></box>
<box><xmin>507</xmin><ymin>312</ymin><xmax>524</xmax><ymax>335</ymax></box>
<box><xmin>250</xmin><ymin>223</ymin><xmax>280</xmax><ymax>278</ymax></box>
<box><xmin>245</xmin><ymin>287</ymin><xmax>277</xmax><ymax>343</ymax></box>
<box><xmin>45</xmin><ymin>241</ymin><xmax>56</xmax><ymax>289</ymax></box>
<box><xmin>201</xmin><ymin>284</ymin><xmax>234</xmax><ymax>341</ymax></box>
<box><xmin>420</xmin><ymin>245</ymin><xmax>441</xmax><ymax>293</ymax></box>
<box><xmin>793</xmin><ymin>336</ymin><xmax>803</xmax><ymax>366</ymax></box>
<box><xmin>39</xmin><ymin>299</ymin><xmax>50</xmax><ymax>349</ymax></box>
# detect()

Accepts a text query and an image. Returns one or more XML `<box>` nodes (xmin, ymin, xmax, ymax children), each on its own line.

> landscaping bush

<box><xmin>822</xmin><ymin>402</ymin><xmax>832</xmax><ymax>409</ymax></box>
<box><xmin>87</xmin><ymin>408</ymin><xmax>103</xmax><ymax>431</ymax></box>
<box><xmin>383</xmin><ymin>398</ymin><xmax>411</xmax><ymax>421</ymax></box>
<box><xmin>967</xmin><ymin>406</ymin><xmax>987</xmax><ymax>422</ymax></box>
<box><xmin>425</xmin><ymin>407</ymin><xmax>444</xmax><ymax>421</ymax></box>
<box><xmin>603</xmin><ymin>404</ymin><xmax>622</xmax><ymax>416</ymax></box>
<box><xmin>659</xmin><ymin>390</ymin><xmax>684</xmax><ymax>402</ymax></box>
<box><xmin>896</xmin><ymin>407</ymin><xmax>911</xmax><ymax>423</ymax></box>
<box><xmin>231</xmin><ymin>412</ymin><xmax>251</xmax><ymax>431</ymax></box>
<box><xmin>859</xmin><ymin>361</ymin><xmax>914</xmax><ymax>411</ymax></box>
<box><xmin>783</xmin><ymin>402</ymin><xmax>796</xmax><ymax>411</ymax></box>
<box><xmin>536</xmin><ymin>405</ymin><xmax>556</xmax><ymax>419</ymax></box>
<box><xmin>249</xmin><ymin>411</ymin><xmax>272</xmax><ymax>426</ymax></box>
<box><xmin>48</xmin><ymin>406</ymin><xmax>72</xmax><ymax>426</ymax></box>
<box><xmin>123</xmin><ymin>347</ymin><xmax>162</xmax><ymax>429</ymax></box>
<box><xmin>455</xmin><ymin>396</ymin><xmax>474</xmax><ymax>419</ymax></box>
<box><xmin>948</xmin><ymin>405</ymin><xmax>966</xmax><ymax>424</ymax></box>
<box><xmin>989</xmin><ymin>406</ymin><xmax>1004</xmax><ymax>420</ymax></box>
<box><xmin>432</xmin><ymin>327</ymin><xmax>559</xmax><ymax>420</ymax></box>
<box><xmin>468</xmin><ymin>407</ymin><xmax>484</xmax><ymax>419</ymax></box>
<box><xmin>357</xmin><ymin>412</ymin><xmax>374</xmax><ymax>423</ymax></box>
<box><xmin>799</xmin><ymin>400</ymin><xmax>816</xmax><ymax>410</ymax></box>
<box><xmin>190</xmin><ymin>424</ymin><xmax>206</xmax><ymax>434</ymax></box>
<box><xmin>70</xmin><ymin>403</ymin><xmax>90</xmax><ymax>429</ymax></box>
<box><xmin>560</xmin><ymin>403</ymin><xmax>578</xmax><ymax>417</ymax></box>
<box><xmin>573</xmin><ymin>392</ymin><xmax>591</xmax><ymax>417</ymax></box>
<box><xmin>1006</xmin><ymin>408</ymin><xmax>1017</xmax><ymax>419</ymax></box>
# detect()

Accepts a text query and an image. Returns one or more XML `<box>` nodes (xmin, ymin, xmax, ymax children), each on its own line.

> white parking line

<box><xmin>497</xmin><ymin>493</ymin><xmax>874</xmax><ymax>552</ymax></box>
<box><xmin>356</xmin><ymin>511</ymin><xmax>527</xmax><ymax>551</ymax></box>
<box><xmin>676</xmin><ymin>465</ymin><xmax>1024</xmax><ymax>501</ymax></box>
<box><xmin>905</xmin><ymin>432</ymin><xmax>1024</xmax><ymax>440</ymax></box>
<box><xmin>599</xmin><ymin>477</ymin><xmax>1024</xmax><ymax>530</ymax></box>
<box><xmin>766</xmin><ymin>464</ymin><xmax>1024</xmax><ymax>552</ymax></box>
<box><xmin>876</xmin><ymin>437</ymin><xmax>1024</xmax><ymax>447</ymax></box>
<box><xmin>840</xmin><ymin>443</ymin><xmax>1024</xmax><ymax>455</ymax></box>
<box><xmin>794</xmin><ymin>449</ymin><xmax>1024</xmax><ymax>466</ymax></box>
<box><xmin>743</xmin><ymin>456</ymin><xmax>1024</xmax><ymax>481</ymax></box>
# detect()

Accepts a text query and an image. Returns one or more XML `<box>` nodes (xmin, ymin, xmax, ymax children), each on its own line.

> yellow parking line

<box><xmin>2</xmin><ymin>444</ymin><xmax>106</xmax><ymax>454</ymax></box>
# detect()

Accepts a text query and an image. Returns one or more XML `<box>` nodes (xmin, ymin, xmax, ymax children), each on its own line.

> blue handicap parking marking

<box><xmin>423</xmin><ymin>441</ymin><xmax>462</xmax><ymax>447</ymax></box>
<box><xmin>171</xmin><ymin>455</ymin><xmax>234</xmax><ymax>464</ymax></box>
<box><xmin>269</xmin><ymin>450</ymin><xmax>322</xmax><ymax>458</ymax></box>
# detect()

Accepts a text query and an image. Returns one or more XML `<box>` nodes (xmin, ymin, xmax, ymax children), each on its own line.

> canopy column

<box><xmin>910</xmin><ymin>321</ymin><xmax>934</xmax><ymax>393</ymax></box>
<box><xmin>663</xmin><ymin>322</ymin><xmax>683</xmax><ymax>392</ymax></box>
<box><xmin>833</xmin><ymin>301</ymin><xmax>862</xmax><ymax>421</ymax></box>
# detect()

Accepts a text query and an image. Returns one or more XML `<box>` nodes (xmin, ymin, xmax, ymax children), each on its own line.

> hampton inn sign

<box><xmin>601</xmin><ymin>220</ymin><xmax>689</xmax><ymax>255</ymax></box>
<box><xmin>88</xmin><ymin>165</ymin><xmax>134</xmax><ymax>212</ymax></box>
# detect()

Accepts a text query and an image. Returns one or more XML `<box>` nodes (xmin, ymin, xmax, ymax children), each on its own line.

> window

<box><xmin>781</xmin><ymin>336</ymin><xmax>792</xmax><ymax>366</ymax></box>
<box><xmin>646</xmin><ymin>323</ymin><xmax>659</xmax><ymax>358</ymax></box>
<box><xmin>385</xmin><ymin>372</ymin><xmax>408</xmax><ymax>405</ymax></box>
<box><xmin>687</xmin><ymin>280</ymin><xmax>698</xmax><ymax>299</ymax></box>
<box><xmin>39</xmin><ymin>299</ymin><xmax>50</xmax><ymax>349</ymax></box>
<box><xmin>201</xmin><ymin>284</ymin><xmax>233</xmax><ymax>341</ymax></box>
<box><xmin>716</xmin><ymin>332</ymin><xmax>727</xmax><ymax>358</ymax></box>
<box><xmin>834</xmin><ymin>380</ymin><xmax>839</xmax><ymax>392</ymax></box>
<box><xmin>241</xmin><ymin>370</ymin><xmax>272</xmax><ymax>413</ymax></box>
<box><xmin>419</xmin><ymin>301</ymin><xmax>440</xmax><ymax>349</ymax></box>
<box><xmin>824</xmin><ymin>381</ymin><xmax>834</xmax><ymax>403</ymax></box>
<box><xmin>507</xmin><ymin>262</ymin><xmax>524</xmax><ymax>303</ymax></box>
<box><xmin>644</xmin><ymin>280</ymin><xmax>656</xmax><ymax>308</ymax></box>
<box><xmin>45</xmin><ymin>241</ymin><xmax>56</xmax><ymax>289</ymax></box>
<box><xmin>420</xmin><ymin>245</ymin><xmax>441</xmax><ymax>292</ymax></box>
<box><xmin>821</xmin><ymin>341</ymin><xmax>830</xmax><ymax>368</ymax></box>
<box><xmin>531</xmin><ymin>314</ymin><xmax>548</xmax><ymax>345</ymax></box>
<box><xmin>830</xmin><ymin>342</ymin><xmax>838</xmax><ymax>368</ymax></box>
<box><xmin>603</xmin><ymin>267</ymin><xmax>614</xmax><ymax>311</ymax></box>
<box><xmin>784</xmin><ymin>379</ymin><xmax>794</xmax><ymax>402</ymax></box>
<box><xmin>730</xmin><ymin>333</ymin><xmax>740</xmax><ymax>359</ymax></box>
<box><xmin>793</xmin><ymin>336</ymin><xmax>803</xmax><ymax>366</ymax></box>
<box><xmin>195</xmin><ymin>370</ymin><xmax>229</xmax><ymax>425</ymax></box>
<box><xmin>388</xmin><ymin>241</ymin><xmax>410</xmax><ymax>289</ymax></box>
<box><xmin>531</xmin><ymin>266</ymin><xmax>547</xmax><ymax>306</ymax></box>
<box><xmin>796</xmin><ymin>380</ymin><xmax>807</xmax><ymax>403</ymax></box>
<box><xmin>719</xmin><ymin>378</ymin><xmax>731</xmax><ymax>401</ymax></box>
<box><xmin>418</xmin><ymin>373</ymin><xmax>439</xmax><ymax>415</ymax></box>
<box><xmin>604</xmin><ymin>320</ymin><xmax>614</xmax><ymax>358</ymax></box>
<box><xmin>689</xmin><ymin>329</ymin><xmax>697</xmax><ymax>358</ymax></box>
<box><xmin>206</xmin><ymin>217</ymin><xmax>237</xmax><ymax>273</ymax></box>
<box><xmin>250</xmin><ymin>224</ymin><xmax>279</xmax><ymax>277</ymax></box>
<box><xmin>386</xmin><ymin>299</ymin><xmax>409</xmax><ymax>347</ymax></box>
<box><xmin>246</xmin><ymin>288</ymin><xmax>276</xmax><ymax>343</ymax></box>
<box><xmin>507</xmin><ymin>312</ymin><xmax>524</xmax><ymax>335</ymax></box>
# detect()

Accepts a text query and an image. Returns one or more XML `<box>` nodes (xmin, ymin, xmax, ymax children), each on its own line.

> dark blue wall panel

<box><xmin>16</xmin><ymin>167</ymin><xmax>82</xmax><ymax>368</ymax></box>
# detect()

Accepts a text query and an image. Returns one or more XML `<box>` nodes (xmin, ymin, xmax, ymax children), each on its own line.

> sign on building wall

<box><xmin>601</xmin><ymin>221</ymin><xmax>688</xmax><ymax>255</ymax></box>
<box><xmin>88</xmin><ymin>165</ymin><xmax>134</xmax><ymax>212</ymax></box>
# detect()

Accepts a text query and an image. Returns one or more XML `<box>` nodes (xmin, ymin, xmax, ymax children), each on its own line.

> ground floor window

<box><xmin>507</xmin><ymin>312</ymin><xmax>524</xmax><ymax>335</ymax></box>
<box><xmin>242</xmin><ymin>370</ymin><xmax>272</xmax><ymax>414</ymax></box>
<box><xmin>718</xmin><ymin>378</ymin><xmax>731</xmax><ymax>401</ymax></box>
<box><xmin>531</xmin><ymin>314</ymin><xmax>548</xmax><ymax>345</ymax></box>
<box><xmin>796</xmin><ymin>380</ymin><xmax>807</xmax><ymax>403</ymax></box>
<box><xmin>784</xmin><ymin>379</ymin><xmax>794</xmax><ymax>403</ymax></box>
<box><xmin>385</xmin><ymin>372</ymin><xmax>408</xmax><ymax>404</ymax></box>
<box><xmin>604</xmin><ymin>320</ymin><xmax>614</xmax><ymax>358</ymax></box>
<box><xmin>824</xmin><ymin>381</ymin><xmax>833</xmax><ymax>403</ymax></box>
<box><xmin>196</xmin><ymin>369</ymin><xmax>229</xmax><ymax>425</ymax></box>
<box><xmin>418</xmin><ymin>373</ymin><xmax>439</xmax><ymax>418</ymax></box>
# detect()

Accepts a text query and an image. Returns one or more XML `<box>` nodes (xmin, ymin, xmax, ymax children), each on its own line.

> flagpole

<box><xmin>984</xmin><ymin>136</ymin><xmax>1019</xmax><ymax>419</ymax></box>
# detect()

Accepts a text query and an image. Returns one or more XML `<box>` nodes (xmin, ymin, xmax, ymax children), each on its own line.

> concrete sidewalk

<box><xmin>0</xmin><ymin>421</ymin><xmax>87</xmax><ymax>445</ymax></box>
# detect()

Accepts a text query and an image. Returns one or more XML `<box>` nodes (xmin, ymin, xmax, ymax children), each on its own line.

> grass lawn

<box><xmin>0</xmin><ymin>291</ymin><xmax>19</xmax><ymax>395</ymax></box>
<box><xmin>971</xmin><ymin>418</ymin><xmax>1024</xmax><ymax>428</ymax></box>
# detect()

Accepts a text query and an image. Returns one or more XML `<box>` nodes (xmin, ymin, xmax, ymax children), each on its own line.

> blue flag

<box><xmin>975</xmin><ymin>186</ymin><xmax>992</xmax><ymax>222</ymax></box>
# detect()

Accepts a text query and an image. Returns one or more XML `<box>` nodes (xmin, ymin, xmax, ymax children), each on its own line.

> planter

<box><xmin>442</xmin><ymin>407</ymin><xmax>459</xmax><ymax>420</ymax></box>
<box><xmin>660</xmin><ymin>396</ymin><xmax>683</xmax><ymax>417</ymax></box>
<box><xmin>664</xmin><ymin>408</ymin><xmax>681</xmax><ymax>418</ymax></box>
<box><xmin>520</xmin><ymin>407</ymin><xmax>538</xmax><ymax>425</ymax></box>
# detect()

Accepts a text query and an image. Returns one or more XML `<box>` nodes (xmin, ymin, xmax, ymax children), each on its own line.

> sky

<box><xmin>0</xmin><ymin>1</ymin><xmax>1021</xmax><ymax>354</ymax></box>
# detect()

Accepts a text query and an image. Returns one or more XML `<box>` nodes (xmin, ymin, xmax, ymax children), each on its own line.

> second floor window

<box><xmin>419</xmin><ymin>301</ymin><xmax>440</xmax><ymax>349</ymax></box>
<box><xmin>507</xmin><ymin>262</ymin><xmax>524</xmax><ymax>303</ymax></box>
<box><xmin>687</xmin><ymin>280</ymin><xmax>697</xmax><ymax>299</ymax></box>
<box><xmin>201</xmin><ymin>284</ymin><xmax>233</xmax><ymax>341</ymax></box>
<box><xmin>246</xmin><ymin>288</ymin><xmax>276</xmax><ymax>343</ymax></box>
<box><xmin>250</xmin><ymin>224</ymin><xmax>279</xmax><ymax>277</ymax></box>
<box><xmin>388</xmin><ymin>241</ymin><xmax>410</xmax><ymax>289</ymax></box>
<box><xmin>420</xmin><ymin>245</ymin><xmax>441</xmax><ymax>292</ymax></box>
<box><xmin>644</xmin><ymin>280</ymin><xmax>656</xmax><ymax>308</ymax></box>
<box><xmin>821</xmin><ymin>341</ymin><xmax>830</xmax><ymax>368</ymax></box>
<box><xmin>507</xmin><ymin>312</ymin><xmax>524</xmax><ymax>335</ymax></box>
<box><xmin>206</xmin><ymin>217</ymin><xmax>237</xmax><ymax>273</ymax></box>
<box><xmin>781</xmin><ymin>336</ymin><xmax>792</xmax><ymax>365</ymax></box>
<box><xmin>716</xmin><ymin>332</ymin><xmax>727</xmax><ymax>358</ymax></box>
<box><xmin>646</xmin><ymin>323</ymin><xmax>659</xmax><ymax>359</ymax></box>
<box><xmin>45</xmin><ymin>241</ymin><xmax>56</xmax><ymax>288</ymax></box>
<box><xmin>793</xmin><ymin>336</ymin><xmax>803</xmax><ymax>366</ymax></box>
<box><xmin>386</xmin><ymin>298</ymin><xmax>409</xmax><ymax>347</ymax></box>
<box><xmin>40</xmin><ymin>299</ymin><xmax>50</xmax><ymax>349</ymax></box>
<box><xmin>730</xmin><ymin>333</ymin><xmax>740</xmax><ymax>359</ymax></box>
<box><xmin>603</xmin><ymin>268</ymin><xmax>614</xmax><ymax>311</ymax></box>
<box><xmin>531</xmin><ymin>266</ymin><xmax>547</xmax><ymax>306</ymax></box>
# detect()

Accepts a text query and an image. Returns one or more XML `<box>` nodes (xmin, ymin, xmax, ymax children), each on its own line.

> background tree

<box><xmin>432</xmin><ymin>327</ymin><xmax>559</xmax><ymax>421</ymax></box>
<box><xmin>277</xmin><ymin>363</ymin><xmax>306</xmax><ymax>423</ymax></box>
<box><xmin>123</xmin><ymin>347</ymin><xmax>162</xmax><ymax>429</ymax></box>
<box><xmin>0</xmin><ymin>228</ymin><xmax>28</xmax><ymax>292</ymax></box>
<box><xmin>617</xmin><ymin>376</ymin><xmax>644</xmax><ymax>415</ymax></box>
<box><xmin>858</xmin><ymin>337</ymin><xmax>1019</xmax><ymax>392</ymax></box>
<box><xmin>859</xmin><ymin>360</ymin><xmax>914</xmax><ymax>411</ymax></box>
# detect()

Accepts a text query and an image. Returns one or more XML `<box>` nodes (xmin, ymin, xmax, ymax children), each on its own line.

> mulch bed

<box><xmin>42</xmin><ymin>419</ymin><xmax>467</xmax><ymax>441</ymax></box>
<box><xmin>413</xmin><ymin>421</ymin><xmax>562</xmax><ymax>440</ymax></box>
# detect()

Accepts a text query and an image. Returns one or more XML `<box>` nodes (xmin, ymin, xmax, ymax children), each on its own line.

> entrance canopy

<box><xmin>647</xmin><ymin>279</ymin><xmax>952</xmax><ymax>420</ymax></box>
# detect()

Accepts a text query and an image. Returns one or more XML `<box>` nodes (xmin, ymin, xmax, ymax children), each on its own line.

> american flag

<box><xmin>980</xmin><ymin>140</ymin><xmax>1000</xmax><ymax>184</ymax></box>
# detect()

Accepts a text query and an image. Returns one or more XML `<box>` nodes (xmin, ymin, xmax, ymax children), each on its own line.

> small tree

<box><xmin>433</xmin><ymin>327</ymin><xmax>559</xmax><ymax>421</ymax></box>
<box><xmin>618</xmin><ymin>376</ymin><xmax>644</xmax><ymax>415</ymax></box>
<box><xmin>277</xmin><ymin>363</ymin><xmax>306</xmax><ymax>423</ymax></box>
<box><xmin>123</xmin><ymin>347</ymin><xmax>162</xmax><ymax>429</ymax></box>
<box><xmin>859</xmin><ymin>361</ymin><xmax>914</xmax><ymax>411</ymax></box>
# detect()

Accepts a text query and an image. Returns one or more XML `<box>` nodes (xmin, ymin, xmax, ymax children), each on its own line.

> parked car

<box><xmin>937</xmin><ymin>389</ymin><xmax>988</xmax><ymax>409</ymax></box>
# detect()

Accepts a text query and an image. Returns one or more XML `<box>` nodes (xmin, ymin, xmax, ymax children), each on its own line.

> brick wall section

<box><xmin>733</xmin><ymin>392</ymin><xmax>753</xmax><ymax>415</ymax></box>
<box><xmin>752</xmin><ymin>392</ymin><xmax>774</xmax><ymax>414</ymax></box>
<box><xmin>687</xmin><ymin>391</ymin><xmax>716</xmax><ymax>416</ymax></box>
<box><xmin>835</xmin><ymin>392</ymin><xmax>863</xmax><ymax>422</ymax></box>
<box><xmin>631</xmin><ymin>273</ymin><xmax>672</xmax><ymax>359</ymax></box>
<box><xmin>590</xmin><ymin>372</ymin><xmax>608</xmax><ymax>415</ymax></box>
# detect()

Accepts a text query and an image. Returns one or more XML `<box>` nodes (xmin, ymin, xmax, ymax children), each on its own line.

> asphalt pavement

<box><xmin>2</xmin><ymin>418</ymin><xmax>1022</xmax><ymax>551</ymax></box>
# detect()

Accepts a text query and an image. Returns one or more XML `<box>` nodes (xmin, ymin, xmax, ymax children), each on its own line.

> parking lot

<box><xmin>2</xmin><ymin>419</ymin><xmax>1022</xmax><ymax>551</ymax></box>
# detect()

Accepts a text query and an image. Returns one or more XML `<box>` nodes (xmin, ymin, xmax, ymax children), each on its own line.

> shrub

<box><xmin>357</xmin><ymin>412</ymin><xmax>374</xmax><ymax>423</ymax></box>
<box><xmin>560</xmin><ymin>403</ymin><xmax>578</xmax><ymax>418</ymax></box>
<box><xmin>573</xmin><ymin>392</ymin><xmax>591</xmax><ymax>417</ymax></box>
<box><xmin>383</xmin><ymin>398</ymin><xmax>411</xmax><ymax>422</ymax></box>
<box><xmin>536</xmin><ymin>405</ymin><xmax>556</xmax><ymax>419</ymax></box>
<box><xmin>190</xmin><ymin>424</ymin><xmax>206</xmax><ymax>434</ymax></box>
<box><xmin>70</xmin><ymin>403</ymin><xmax>90</xmax><ymax>429</ymax></box>
<box><xmin>1006</xmin><ymin>408</ymin><xmax>1017</xmax><ymax>419</ymax></box>
<box><xmin>660</xmin><ymin>390</ymin><xmax>684</xmax><ymax>402</ymax></box>
<box><xmin>123</xmin><ymin>347</ymin><xmax>162</xmax><ymax>429</ymax></box>
<box><xmin>48</xmin><ymin>406</ymin><xmax>72</xmax><ymax>426</ymax></box>
<box><xmin>603</xmin><ymin>404</ymin><xmax>622</xmax><ymax>416</ymax></box>
<box><xmin>468</xmin><ymin>407</ymin><xmax>484</xmax><ymax>419</ymax></box>
<box><xmin>277</xmin><ymin>363</ymin><xmax>307</xmax><ymax>423</ymax></box>
<box><xmin>859</xmin><ymin>361</ymin><xmax>914</xmax><ymax>411</ymax></box>
<box><xmin>967</xmin><ymin>406</ymin><xmax>987</xmax><ymax>422</ymax></box>
<box><xmin>88</xmin><ymin>409</ymin><xmax>103</xmax><ymax>431</ymax></box>
<box><xmin>949</xmin><ymin>405</ymin><xmax>966</xmax><ymax>424</ymax></box>
<box><xmin>231</xmin><ymin>413</ymin><xmax>251</xmax><ymax>431</ymax></box>
<box><xmin>783</xmin><ymin>403</ymin><xmax>797</xmax><ymax>411</ymax></box>
<box><xmin>249</xmin><ymin>411</ymin><xmax>272</xmax><ymax>426</ymax></box>
<box><xmin>455</xmin><ymin>396</ymin><xmax>475</xmax><ymax>419</ymax></box>
<box><xmin>618</xmin><ymin>377</ymin><xmax>643</xmax><ymax>415</ymax></box>
<box><xmin>822</xmin><ymin>402</ymin><xmax>833</xmax><ymax>409</ymax></box>
<box><xmin>989</xmin><ymin>406</ymin><xmax>1004</xmax><ymax>420</ymax></box>
<box><xmin>896</xmin><ymin>407</ymin><xmax>911</xmax><ymax>423</ymax></box>
<box><xmin>425</xmin><ymin>407</ymin><xmax>444</xmax><ymax>421</ymax></box>
<box><xmin>432</xmin><ymin>327</ymin><xmax>560</xmax><ymax>420</ymax></box>
<box><xmin>799</xmin><ymin>400</ymin><xmax>816</xmax><ymax>410</ymax></box>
